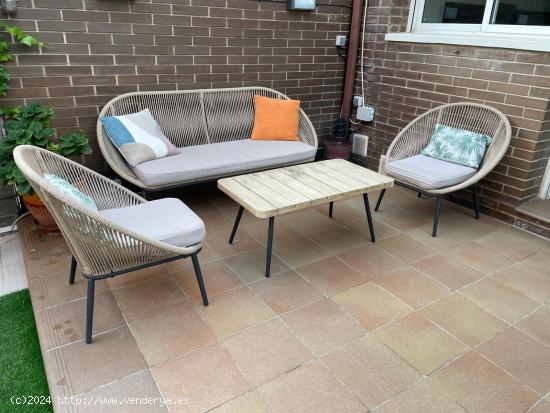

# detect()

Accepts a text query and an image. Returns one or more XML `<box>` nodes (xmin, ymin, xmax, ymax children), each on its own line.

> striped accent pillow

<box><xmin>100</xmin><ymin>109</ymin><xmax>178</xmax><ymax>167</ymax></box>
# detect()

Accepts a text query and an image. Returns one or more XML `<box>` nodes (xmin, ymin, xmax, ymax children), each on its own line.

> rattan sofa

<box><xmin>97</xmin><ymin>87</ymin><xmax>318</xmax><ymax>193</ymax></box>
<box><xmin>376</xmin><ymin>102</ymin><xmax>512</xmax><ymax>236</ymax></box>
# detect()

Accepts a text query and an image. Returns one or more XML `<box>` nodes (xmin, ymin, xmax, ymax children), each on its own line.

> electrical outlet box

<box><xmin>357</xmin><ymin>105</ymin><xmax>375</xmax><ymax>122</ymax></box>
<box><xmin>335</xmin><ymin>35</ymin><xmax>347</xmax><ymax>47</ymax></box>
<box><xmin>353</xmin><ymin>95</ymin><xmax>363</xmax><ymax>107</ymax></box>
<box><xmin>352</xmin><ymin>133</ymin><xmax>368</xmax><ymax>157</ymax></box>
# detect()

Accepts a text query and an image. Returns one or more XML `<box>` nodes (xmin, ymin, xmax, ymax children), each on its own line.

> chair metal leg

<box><xmin>69</xmin><ymin>256</ymin><xmax>77</xmax><ymax>285</ymax></box>
<box><xmin>229</xmin><ymin>206</ymin><xmax>244</xmax><ymax>244</ymax></box>
<box><xmin>85</xmin><ymin>278</ymin><xmax>95</xmax><ymax>344</ymax></box>
<box><xmin>432</xmin><ymin>196</ymin><xmax>444</xmax><ymax>237</ymax></box>
<box><xmin>375</xmin><ymin>188</ymin><xmax>386</xmax><ymax>211</ymax></box>
<box><xmin>265</xmin><ymin>217</ymin><xmax>274</xmax><ymax>277</ymax></box>
<box><xmin>473</xmin><ymin>185</ymin><xmax>480</xmax><ymax>219</ymax></box>
<box><xmin>363</xmin><ymin>193</ymin><xmax>376</xmax><ymax>243</ymax></box>
<box><xmin>192</xmin><ymin>254</ymin><xmax>208</xmax><ymax>306</ymax></box>
<box><xmin>329</xmin><ymin>202</ymin><xmax>334</xmax><ymax>218</ymax></box>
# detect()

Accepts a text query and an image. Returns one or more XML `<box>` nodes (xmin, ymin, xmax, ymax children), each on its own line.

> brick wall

<box><xmin>353</xmin><ymin>0</ymin><xmax>550</xmax><ymax>236</ymax></box>
<box><xmin>2</xmin><ymin>0</ymin><xmax>353</xmax><ymax>170</ymax></box>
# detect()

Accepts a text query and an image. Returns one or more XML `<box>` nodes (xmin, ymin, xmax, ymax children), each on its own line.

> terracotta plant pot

<box><xmin>22</xmin><ymin>193</ymin><xmax>59</xmax><ymax>232</ymax></box>
<box><xmin>324</xmin><ymin>140</ymin><xmax>353</xmax><ymax>160</ymax></box>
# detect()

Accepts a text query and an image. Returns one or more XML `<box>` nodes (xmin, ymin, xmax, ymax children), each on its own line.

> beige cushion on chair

<box><xmin>100</xmin><ymin>198</ymin><xmax>205</xmax><ymax>247</ymax></box>
<box><xmin>385</xmin><ymin>154</ymin><xmax>477</xmax><ymax>190</ymax></box>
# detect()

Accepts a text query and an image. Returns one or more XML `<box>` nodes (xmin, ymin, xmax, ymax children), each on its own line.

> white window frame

<box><xmin>386</xmin><ymin>0</ymin><xmax>550</xmax><ymax>52</ymax></box>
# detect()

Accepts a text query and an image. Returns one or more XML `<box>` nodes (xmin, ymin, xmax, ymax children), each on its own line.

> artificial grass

<box><xmin>0</xmin><ymin>289</ymin><xmax>52</xmax><ymax>413</ymax></box>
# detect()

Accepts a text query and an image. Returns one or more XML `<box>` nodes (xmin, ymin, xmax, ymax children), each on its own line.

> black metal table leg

<box><xmin>329</xmin><ymin>202</ymin><xmax>334</xmax><ymax>218</ymax></box>
<box><xmin>265</xmin><ymin>217</ymin><xmax>275</xmax><ymax>277</ymax></box>
<box><xmin>363</xmin><ymin>193</ymin><xmax>376</xmax><ymax>243</ymax></box>
<box><xmin>375</xmin><ymin>188</ymin><xmax>386</xmax><ymax>211</ymax></box>
<box><xmin>229</xmin><ymin>206</ymin><xmax>244</xmax><ymax>244</ymax></box>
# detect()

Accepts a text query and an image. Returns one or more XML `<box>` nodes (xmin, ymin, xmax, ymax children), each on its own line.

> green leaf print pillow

<box><xmin>421</xmin><ymin>124</ymin><xmax>492</xmax><ymax>168</ymax></box>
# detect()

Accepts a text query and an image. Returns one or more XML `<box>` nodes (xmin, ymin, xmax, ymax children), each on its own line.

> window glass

<box><xmin>492</xmin><ymin>0</ymin><xmax>550</xmax><ymax>26</ymax></box>
<box><xmin>422</xmin><ymin>0</ymin><xmax>487</xmax><ymax>23</ymax></box>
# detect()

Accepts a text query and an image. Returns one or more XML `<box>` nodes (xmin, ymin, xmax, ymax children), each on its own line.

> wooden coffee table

<box><xmin>218</xmin><ymin>159</ymin><xmax>394</xmax><ymax>277</ymax></box>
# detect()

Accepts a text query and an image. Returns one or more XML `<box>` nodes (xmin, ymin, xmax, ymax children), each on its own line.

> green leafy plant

<box><xmin>0</xmin><ymin>22</ymin><xmax>46</xmax><ymax>97</ymax></box>
<box><xmin>0</xmin><ymin>103</ymin><xmax>92</xmax><ymax>195</ymax></box>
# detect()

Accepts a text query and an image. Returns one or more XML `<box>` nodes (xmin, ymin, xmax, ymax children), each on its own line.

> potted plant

<box><xmin>0</xmin><ymin>23</ymin><xmax>92</xmax><ymax>230</ymax></box>
<box><xmin>0</xmin><ymin>103</ymin><xmax>92</xmax><ymax>230</ymax></box>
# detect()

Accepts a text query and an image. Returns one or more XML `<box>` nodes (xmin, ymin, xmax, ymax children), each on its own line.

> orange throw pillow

<box><xmin>251</xmin><ymin>95</ymin><xmax>300</xmax><ymax>141</ymax></box>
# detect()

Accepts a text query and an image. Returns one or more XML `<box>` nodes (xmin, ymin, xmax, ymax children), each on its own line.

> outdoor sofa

<box><xmin>97</xmin><ymin>87</ymin><xmax>318</xmax><ymax>193</ymax></box>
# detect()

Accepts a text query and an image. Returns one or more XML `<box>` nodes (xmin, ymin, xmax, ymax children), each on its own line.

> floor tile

<box><xmin>375</xmin><ymin>380</ymin><xmax>467</xmax><ymax>413</ymax></box>
<box><xmin>315</xmin><ymin>201</ymin><xmax>364</xmax><ymax>224</ymax></box>
<box><xmin>420</xmin><ymin>294</ymin><xmax>506</xmax><ymax>346</ymax></box>
<box><xmin>130</xmin><ymin>304</ymin><xmax>216</xmax><ymax>366</ymax></box>
<box><xmin>248</xmin><ymin>271</ymin><xmax>322</xmax><ymax>314</ymax></box>
<box><xmin>111</xmin><ymin>275</ymin><xmax>187</xmax><ymax>323</ymax></box>
<box><xmin>332</xmin><ymin>281</ymin><xmax>412</xmax><ymax>330</ymax></box>
<box><xmin>515</xmin><ymin>306</ymin><xmax>550</xmax><ymax>346</ymax></box>
<box><xmin>297</xmin><ymin>257</ymin><xmax>366</xmax><ymax>296</ymax></box>
<box><xmin>29</xmin><ymin>270</ymin><xmax>109</xmax><ymax>309</ymax></box>
<box><xmin>282</xmin><ymin>298</ymin><xmax>364</xmax><ymax>355</ymax></box>
<box><xmin>165</xmin><ymin>245</ymin><xmax>220</xmax><ymax>273</ymax></box>
<box><xmin>36</xmin><ymin>291</ymin><xmax>125</xmax><ymax>349</ymax></box>
<box><xmin>307</xmin><ymin>225</ymin><xmax>369</xmax><ymax>254</ymax></box>
<box><xmin>375</xmin><ymin>266</ymin><xmax>449</xmax><ymax>309</ymax></box>
<box><xmin>279</xmin><ymin>209</ymin><xmax>338</xmax><ymax>235</ymax></box>
<box><xmin>526</xmin><ymin>399</ymin><xmax>550</xmax><ymax>413</ymax></box>
<box><xmin>412</xmin><ymin>253</ymin><xmax>485</xmax><ymax>290</ymax></box>
<box><xmin>173</xmin><ymin>261</ymin><xmax>242</xmax><ymax>303</ymax></box>
<box><xmin>322</xmin><ymin>336</ymin><xmax>421</xmax><ymax>408</ymax></box>
<box><xmin>430</xmin><ymin>351</ymin><xmax>539</xmax><ymax>413</ymax></box>
<box><xmin>350</xmin><ymin>217</ymin><xmax>400</xmax><ymax>241</ymax></box>
<box><xmin>77</xmin><ymin>370</ymin><xmax>167</xmax><ymax>413</ymax></box>
<box><xmin>151</xmin><ymin>344</ymin><xmax>250</xmax><ymax>413</ymax></box>
<box><xmin>521</xmin><ymin>249</ymin><xmax>550</xmax><ymax>274</ymax></box>
<box><xmin>377</xmin><ymin>234</ymin><xmax>437</xmax><ymax>263</ymax></box>
<box><xmin>209</xmin><ymin>391</ymin><xmax>269</xmax><ymax>413</ymax></box>
<box><xmin>199</xmin><ymin>211</ymin><xmax>234</xmax><ymax>233</ymax></box>
<box><xmin>462</xmin><ymin>278</ymin><xmax>539</xmax><ymax>323</ymax></box>
<box><xmin>196</xmin><ymin>286</ymin><xmax>274</xmax><ymax>338</ymax></box>
<box><xmin>451</xmin><ymin>242</ymin><xmax>514</xmax><ymax>275</ymax></box>
<box><xmin>272</xmin><ymin>236</ymin><xmax>332</xmax><ymax>268</ymax></box>
<box><xmin>37</xmin><ymin>242</ymin><xmax>72</xmax><ymax>275</ymax></box>
<box><xmin>257</xmin><ymin>361</ymin><xmax>364</xmax><ymax>413</ymax></box>
<box><xmin>206</xmin><ymin>229</ymin><xmax>261</xmax><ymax>258</ymax></box>
<box><xmin>224</xmin><ymin>247</ymin><xmax>289</xmax><ymax>283</ymax></box>
<box><xmin>376</xmin><ymin>313</ymin><xmax>467</xmax><ymax>375</ymax></box>
<box><xmin>477</xmin><ymin>227</ymin><xmax>546</xmax><ymax>261</ymax></box>
<box><xmin>223</xmin><ymin>319</ymin><xmax>312</xmax><ymax>386</ymax></box>
<box><xmin>373</xmin><ymin>205</ymin><xmax>430</xmax><ymax>232</ymax></box>
<box><xmin>242</xmin><ymin>218</ymin><xmax>302</xmax><ymax>244</ymax></box>
<box><xmin>338</xmin><ymin>244</ymin><xmax>405</xmax><ymax>279</ymax></box>
<box><xmin>107</xmin><ymin>265</ymin><xmax>168</xmax><ymax>290</ymax></box>
<box><xmin>493</xmin><ymin>262</ymin><xmax>550</xmax><ymax>303</ymax></box>
<box><xmin>47</xmin><ymin>327</ymin><xmax>147</xmax><ymax>396</ymax></box>
<box><xmin>477</xmin><ymin>327</ymin><xmax>550</xmax><ymax>395</ymax></box>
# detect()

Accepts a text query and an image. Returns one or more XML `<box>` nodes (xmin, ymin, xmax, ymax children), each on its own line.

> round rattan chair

<box><xmin>14</xmin><ymin>145</ymin><xmax>208</xmax><ymax>344</ymax></box>
<box><xmin>376</xmin><ymin>102</ymin><xmax>512</xmax><ymax>236</ymax></box>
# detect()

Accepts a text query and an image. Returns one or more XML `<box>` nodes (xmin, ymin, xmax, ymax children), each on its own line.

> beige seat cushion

<box><xmin>100</xmin><ymin>198</ymin><xmax>205</xmax><ymax>247</ymax></box>
<box><xmin>385</xmin><ymin>154</ymin><xmax>477</xmax><ymax>190</ymax></box>
<box><xmin>132</xmin><ymin>139</ymin><xmax>316</xmax><ymax>187</ymax></box>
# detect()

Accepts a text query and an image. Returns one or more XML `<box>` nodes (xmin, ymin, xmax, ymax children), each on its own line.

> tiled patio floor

<box><xmin>20</xmin><ymin>186</ymin><xmax>550</xmax><ymax>413</ymax></box>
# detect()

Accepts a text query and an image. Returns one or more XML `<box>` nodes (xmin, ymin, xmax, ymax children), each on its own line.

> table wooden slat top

<box><xmin>218</xmin><ymin>159</ymin><xmax>394</xmax><ymax>218</ymax></box>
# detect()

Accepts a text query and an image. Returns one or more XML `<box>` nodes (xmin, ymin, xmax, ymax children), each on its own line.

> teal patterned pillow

<box><xmin>44</xmin><ymin>173</ymin><xmax>98</xmax><ymax>211</ymax></box>
<box><xmin>421</xmin><ymin>124</ymin><xmax>492</xmax><ymax>168</ymax></box>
